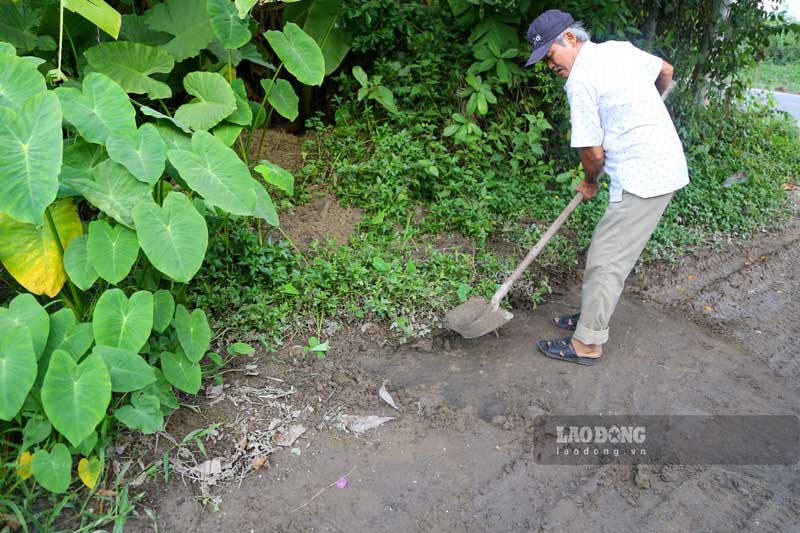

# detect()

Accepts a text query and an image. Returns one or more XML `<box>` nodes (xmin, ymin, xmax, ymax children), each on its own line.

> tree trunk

<box><xmin>644</xmin><ymin>2</ymin><xmax>660</xmax><ymax>49</ymax></box>
<box><xmin>690</xmin><ymin>0</ymin><xmax>734</xmax><ymax>104</ymax></box>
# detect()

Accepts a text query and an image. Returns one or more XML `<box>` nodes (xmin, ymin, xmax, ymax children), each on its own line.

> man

<box><xmin>525</xmin><ymin>10</ymin><xmax>689</xmax><ymax>365</ymax></box>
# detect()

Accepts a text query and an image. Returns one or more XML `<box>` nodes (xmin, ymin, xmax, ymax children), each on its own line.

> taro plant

<box><xmin>0</xmin><ymin>0</ymin><xmax>326</xmax><ymax>501</ymax></box>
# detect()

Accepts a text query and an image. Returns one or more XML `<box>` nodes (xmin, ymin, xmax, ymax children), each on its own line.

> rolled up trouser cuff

<box><xmin>574</xmin><ymin>322</ymin><xmax>609</xmax><ymax>345</ymax></box>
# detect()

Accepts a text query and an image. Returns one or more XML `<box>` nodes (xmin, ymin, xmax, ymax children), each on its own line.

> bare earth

<box><xmin>127</xmin><ymin>193</ymin><xmax>800</xmax><ymax>532</ymax></box>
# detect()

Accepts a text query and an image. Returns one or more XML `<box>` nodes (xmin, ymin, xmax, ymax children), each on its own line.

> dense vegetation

<box><xmin>0</xmin><ymin>0</ymin><xmax>798</xmax><ymax>529</ymax></box>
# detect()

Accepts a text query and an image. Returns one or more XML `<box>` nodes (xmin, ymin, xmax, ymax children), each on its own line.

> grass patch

<box><xmin>748</xmin><ymin>62</ymin><xmax>800</xmax><ymax>93</ymax></box>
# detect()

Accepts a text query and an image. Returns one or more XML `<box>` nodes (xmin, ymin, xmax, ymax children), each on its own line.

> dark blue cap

<box><xmin>525</xmin><ymin>9</ymin><xmax>575</xmax><ymax>67</ymax></box>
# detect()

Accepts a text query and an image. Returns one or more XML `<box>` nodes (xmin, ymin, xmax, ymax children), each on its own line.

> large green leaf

<box><xmin>0</xmin><ymin>50</ymin><xmax>47</xmax><ymax>111</ymax></box>
<box><xmin>252</xmin><ymin>180</ymin><xmax>279</xmax><ymax>227</ymax></box>
<box><xmin>239</xmin><ymin>41</ymin><xmax>274</xmax><ymax>69</ymax></box>
<box><xmin>84</xmin><ymin>41</ymin><xmax>174</xmax><ymax>100</ymax></box>
<box><xmin>174</xmin><ymin>305</ymin><xmax>211</xmax><ymax>363</ymax></box>
<box><xmin>75</xmin><ymin>432</ymin><xmax>98</xmax><ymax>457</ymax></box>
<box><xmin>263</xmin><ymin>22</ymin><xmax>324</xmax><ymax>86</ymax></box>
<box><xmin>55</xmin><ymin>73</ymin><xmax>137</xmax><ymax>145</ymax></box>
<box><xmin>44</xmin><ymin>308</ymin><xmax>94</xmax><ymax>362</ymax></box>
<box><xmin>468</xmin><ymin>18</ymin><xmax>518</xmax><ymax>51</ymax></box>
<box><xmin>156</xmin><ymin>124</ymin><xmax>193</xmax><ymax>183</ymax></box>
<box><xmin>160</xmin><ymin>349</ymin><xmax>201</xmax><ymax>394</ymax></box>
<box><xmin>106</xmin><ymin>124</ymin><xmax>166</xmax><ymax>185</ymax></box>
<box><xmin>0</xmin><ymin>4</ymin><xmax>56</xmax><ymax>53</ymax></box>
<box><xmin>207</xmin><ymin>0</ymin><xmax>251</xmax><ymax>49</ymax></box>
<box><xmin>60</xmin><ymin>140</ymin><xmax>107</xmax><ymax>188</ymax></box>
<box><xmin>155</xmin><ymin>123</ymin><xmax>193</xmax><ymax>151</ymax></box>
<box><xmin>152</xmin><ymin>290</ymin><xmax>175</xmax><ymax>333</ymax></box>
<box><xmin>167</xmin><ymin>131</ymin><xmax>257</xmax><ymax>216</ymax></box>
<box><xmin>93</xmin><ymin>289</ymin><xmax>154</xmax><ymax>352</ymax></box>
<box><xmin>144</xmin><ymin>0</ymin><xmax>215</xmax><ymax>62</ymax></box>
<box><xmin>31</xmin><ymin>443</ymin><xmax>72</xmax><ymax>494</ymax></box>
<box><xmin>87</xmin><ymin>220</ymin><xmax>140</xmax><ymax>284</ymax></box>
<box><xmin>64</xmin><ymin>0</ymin><xmax>121</xmax><ymax>40</ymax></box>
<box><xmin>140</xmin><ymin>106</ymin><xmax>192</xmax><ymax>134</ymax></box>
<box><xmin>174</xmin><ymin>72</ymin><xmax>237</xmax><ymax>131</ymax></box>
<box><xmin>235</xmin><ymin>0</ymin><xmax>258</xmax><ymax>19</ymax></box>
<box><xmin>254</xmin><ymin>160</ymin><xmax>295</xmax><ymax>195</ymax></box>
<box><xmin>92</xmin><ymin>345</ymin><xmax>155</xmax><ymax>393</ymax></box>
<box><xmin>0</xmin><ymin>199</ymin><xmax>83</xmax><ymax>297</ymax></box>
<box><xmin>0</xmin><ymin>326</ymin><xmax>36</xmax><ymax>421</ymax></box>
<box><xmin>0</xmin><ymin>294</ymin><xmax>49</xmax><ymax>361</ymax></box>
<box><xmin>114</xmin><ymin>392</ymin><xmax>164</xmax><ymax>434</ymax></box>
<box><xmin>133</xmin><ymin>192</ymin><xmax>208</xmax><ymax>283</ymax></box>
<box><xmin>22</xmin><ymin>417</ymin><xmax>52</xmax><ymax>450</ymax></box>
<box><xmin>120</xmin><ymin>14</ymin><xmax>171</xmax><ymax>46</ymax></box>
<box><xmin>226</xmin><ymin>78</ymin><xmax>253</xmax><ymax>126</ymax></box>
<box><xmin>59</xmin><ymin>137</ymin><xmax>108</xmax><ymax>180</ymax></box>
<box><xmin>0</xmin><ymin>91</ymin><xmax>62</xmax><ymax>226</ymax></box>
<box><xmin>302</xmin><ymin>0</ymin><xmax>352</xmax><ymax>75</ymax></box>
<box><xmin>144</xmin><ymin>367</ymin><xmax>179</xmax><ymax>412</ymax></box>
<box><xmin>63</xmin><ymin>235</ymin><xmax>99</xmax><ymax>291</ymax></box>
<box><xmin>212</xmin><ymin>122</ymin><xmax>243</xmax><ymax>146</ymax></box>
<box><xmin>41</xmin><ymin>350</ymin><xmax>111</xmax><ymax>447</ymax></box>
<box><xmin>262</xmin><ymin>78</ymin><xmax>299</xmax><ymax>121</ymax></box>
<box><xmin>62</xmin><ymin>159</ymin><xmax>154</xmax><ymax>229</ymax></box>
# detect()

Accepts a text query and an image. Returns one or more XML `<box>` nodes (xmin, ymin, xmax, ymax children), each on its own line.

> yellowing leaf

<box><xmin>78</xmin><ymin>456</ymin><xmax>102</xmax><ymax>489</ymax></box>
<box><xmin>0</xmin><ymin>199</ymin><xmax>83</xmax><ymax>297</ymax></box>
<box><xmin>64</xmin><ymin>0</ymin><xmax>121</xmax><ymax>40</ymax></box>
<box><xmin>17</xmin><ymin>450</ymin><xmax>33</xmax><ymax>480</ymax></box>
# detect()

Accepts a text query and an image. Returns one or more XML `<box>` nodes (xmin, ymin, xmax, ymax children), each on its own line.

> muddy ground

<box><xmin>125</xmin><ymin>191</ymin><xmax>800</xmax><ymax>532</ymax></box>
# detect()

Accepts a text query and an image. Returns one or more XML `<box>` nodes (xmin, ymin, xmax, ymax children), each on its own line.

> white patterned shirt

<box><xmin>565</xmin><ymin>41</ymin><xmax>689</xmax><ymax>202</ymax></box>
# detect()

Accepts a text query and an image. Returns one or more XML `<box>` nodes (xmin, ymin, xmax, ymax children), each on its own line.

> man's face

<box><xmin>544</xmin><ymin>34</ymin><xmax>579</xmax><ymax>78</ymax></box>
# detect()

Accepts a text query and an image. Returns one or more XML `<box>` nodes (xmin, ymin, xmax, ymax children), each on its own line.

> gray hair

<box><xmin>555</xmin><ymin>22</ymin><xmax>591</xmax><ymax>45</ymax></box>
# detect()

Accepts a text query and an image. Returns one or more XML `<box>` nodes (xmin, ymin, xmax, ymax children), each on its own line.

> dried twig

<box><xmin>289</xmin><ymin>465</ymin><xmax>358</xmax><ymax>514</ymax></box>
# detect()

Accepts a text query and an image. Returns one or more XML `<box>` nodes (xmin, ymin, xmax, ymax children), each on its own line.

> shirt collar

<box><xmin>566</xmin><ymin>40</ymin><xmax>596</xmax><ymax>85</ymax></box>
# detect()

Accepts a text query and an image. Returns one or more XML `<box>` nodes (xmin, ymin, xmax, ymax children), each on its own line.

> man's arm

<box><xmin>655</xmin><ymin>60</ymin><xmax>674</xmax><ymax>96</ymax></box>
<box><xmin>577</xmin><ymin>145</ymin><xmax>605</xmax><ymax>200</ymax></box>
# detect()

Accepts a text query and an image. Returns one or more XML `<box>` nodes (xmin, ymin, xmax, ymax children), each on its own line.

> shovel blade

<box><xmin>443</xmin><ymin>296</ymin><xmax>514</xmax><ymax>339</ymax></box>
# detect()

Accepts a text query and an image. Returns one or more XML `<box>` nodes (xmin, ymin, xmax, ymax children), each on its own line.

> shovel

<box><xmin>443</xmin><ymin>192</ymin><xmax>583</xmax><ymax>338</ymax></box>
<box><xmin>444</xmin><ymin>81</ymin><xmax>678</xmax><ymax>339</ymax></box>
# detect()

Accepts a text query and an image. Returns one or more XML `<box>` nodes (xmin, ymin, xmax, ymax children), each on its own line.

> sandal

<box><xmin>552</xmin><ymin>312</ymin><xmax>580</xmax><ymax>331</ymax></box>
<box><xmin>537</xmin><ymin>336</ymin><xmax>601</xmax><ymax>366</ymax></box>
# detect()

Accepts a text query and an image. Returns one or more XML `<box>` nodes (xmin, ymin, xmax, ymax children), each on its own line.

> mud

<box><xmin>245</xmin><ymin>129</ymin><xmax>308</xmax><ymax>173</ymax></box>
<box><xmin>127</xmin><ymin>194</ymin><xmax>800</xmax><ymax>532</ymax></box>
<box><xmin>274</xmin><ymin>189</ymin><xmax>362</xmax><ymax>251</ymax></box>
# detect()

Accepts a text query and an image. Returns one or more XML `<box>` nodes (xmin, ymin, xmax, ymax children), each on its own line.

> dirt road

<box><xmin>129</xmin><ymin>196</ymin><xmax>800</xmax><ymax>532</ymax></box>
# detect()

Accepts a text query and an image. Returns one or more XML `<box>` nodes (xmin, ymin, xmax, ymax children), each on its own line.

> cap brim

<box><xmin>524</xmin><ymin>36</ymin><xmax>557</xmax><ymax>67</ymax></box>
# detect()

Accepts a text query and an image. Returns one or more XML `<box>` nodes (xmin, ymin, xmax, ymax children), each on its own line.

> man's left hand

<box><xmin>576</xmin><ymin>179</ymin><xmax>599</xmax><ymax>200</ymax></box>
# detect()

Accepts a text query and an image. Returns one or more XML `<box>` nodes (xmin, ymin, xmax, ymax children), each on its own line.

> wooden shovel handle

<box><xmin>489</xmin><ymin>191</ymin><xmax>584</xmax><ymax>307</ymax></box>
<box><xmin>486</xmin><ymin>85</ymin><xmax>674</xmax><ymax>308</ymax></box>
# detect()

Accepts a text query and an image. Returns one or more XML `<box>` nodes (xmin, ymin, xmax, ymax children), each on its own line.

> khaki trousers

<box><xmin>573</xmin><ymin>191</ymin><xmax>674</xmax><ymax>345</ymax></box>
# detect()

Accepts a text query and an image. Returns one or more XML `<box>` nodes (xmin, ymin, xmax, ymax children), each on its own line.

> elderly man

<box><xmin>526</xmin><ymin>10</ymin><xmax>689</xmax><ymax>366</ymax></box>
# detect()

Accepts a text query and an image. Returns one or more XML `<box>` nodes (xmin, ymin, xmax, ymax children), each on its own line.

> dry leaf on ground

<box><xmin>274</xmin><ymin>425</ymin><xmax>307</xmax><ymax>447</ymax></box>
<box><xmin>338</xmin><ymin>415</ymin><xmax>395</xmax><ymax>433</ymax></box>
<box><xmin>378</xmin><ymin>380</ymin><xmax>401</xmax><ymax>412</ymax></box>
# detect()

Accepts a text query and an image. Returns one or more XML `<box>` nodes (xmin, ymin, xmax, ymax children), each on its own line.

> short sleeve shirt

<box><xmin>565</xmin><ymin>41</ymin><xmax>689</xmax><ymax>202</ymax></box>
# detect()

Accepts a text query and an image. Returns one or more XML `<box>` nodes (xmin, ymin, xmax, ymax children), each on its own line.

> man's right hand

<box><xmin>576</xmin><ymin>179</ymin><xmax>599</xmax><ymax>200</ymax></box>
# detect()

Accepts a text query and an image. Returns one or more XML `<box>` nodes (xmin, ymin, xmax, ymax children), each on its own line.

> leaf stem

<box><xmin>44</xmin><ymin>206</ymin><xmax>84</xmax><ymax>317</ymax></box>
<box><xmin>244</xmin><ymin>64</ymin><xmax>283</xmax><ymax>156</ymax></box>
<box><xmin>158</xmin><ymin>100</ymin><xmax>172</xmax><ymax>117</ymax></box>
